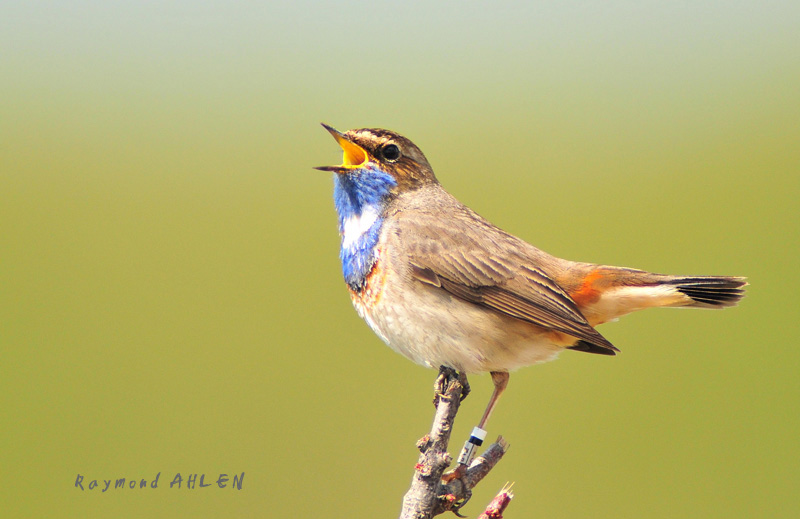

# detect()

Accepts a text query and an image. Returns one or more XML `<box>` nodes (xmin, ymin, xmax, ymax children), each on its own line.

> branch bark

<box><xmin>399</xmin><ymin>367</ymin><xmax>511</xmax><ymax>518</ymax></box>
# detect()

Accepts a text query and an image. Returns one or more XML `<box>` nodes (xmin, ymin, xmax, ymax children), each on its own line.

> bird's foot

<box><xmin>440</xmin><ymin>465</ymin><xmax>472</xmax><ymax>516</ymax></box>
<box><xmin>433</xmin><ymin>366</ymin><xmax>452</xmax><ymax>407</ymax></box>
<box><xmin>433</xmin><ymin>367</ymin><xmax>470</xmax><ymax>407</ymax></box>
<box><xmin>441</xmin><ymin>463</ymin><xmax>466</xmax><ymax>483</ymax></box>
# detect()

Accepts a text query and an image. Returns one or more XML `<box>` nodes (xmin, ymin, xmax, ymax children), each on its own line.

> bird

<box><xmin>315</xmin><ymin>123</ymin><xmax>746</xmax><ymax>438</ymax></box>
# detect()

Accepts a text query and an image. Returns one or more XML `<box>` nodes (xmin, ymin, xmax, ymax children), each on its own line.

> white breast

<box><xmin>341</xmin><ymin>204</ymin><xmax>380</xmax><ymax>249</ymax></box>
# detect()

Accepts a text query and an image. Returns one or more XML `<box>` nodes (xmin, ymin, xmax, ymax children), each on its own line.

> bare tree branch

<box><xmin>399</xmin><ymin>367</ymin><xmax>512</xmax><ymax>518</ymax></box>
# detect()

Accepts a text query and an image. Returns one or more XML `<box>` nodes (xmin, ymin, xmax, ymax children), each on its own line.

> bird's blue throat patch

<box><xmin>333</xmin><ymin>166</ymin><xmax>397</xmax><ymax>291</ymax></box>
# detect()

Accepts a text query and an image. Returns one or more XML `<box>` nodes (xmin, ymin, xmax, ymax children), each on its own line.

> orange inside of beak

<box><xmin>335</xmin><ymin>135</ymin><xmax>368</xmax><ymax>167</ymax></box>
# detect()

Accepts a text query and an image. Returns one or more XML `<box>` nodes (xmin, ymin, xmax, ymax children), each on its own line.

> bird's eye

<box><xmin>382</xmin><ymin>143</ymin><xmax>401</xmax><ymax>162</ymax></box>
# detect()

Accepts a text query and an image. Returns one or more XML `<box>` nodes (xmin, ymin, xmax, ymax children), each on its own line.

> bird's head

<box><xmin>315</xmin><ymin>124</ymin><xmax>437</xmax><ymax>196</ymax></box>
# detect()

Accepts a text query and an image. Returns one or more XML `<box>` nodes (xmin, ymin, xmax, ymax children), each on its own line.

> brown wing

<box><xmin>398</xmin><ymin>197</ymin><xmax>618</xmax><ymax>354</ymax></box>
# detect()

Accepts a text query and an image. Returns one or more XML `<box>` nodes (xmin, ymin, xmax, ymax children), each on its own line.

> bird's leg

<box><xmin>477</xmin><ymin>371</ymin><xmax>509</xmax><ymax>430</ymax></box>
<box><xmin>445</xmin><ymin>371</ymin><xmax>510</xmax><ymax>484</ymax></box>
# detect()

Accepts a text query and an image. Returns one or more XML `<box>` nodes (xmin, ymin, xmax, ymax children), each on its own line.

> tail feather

<box><xmin>567</xmin><ymin>339</ymin><xmax>617</xmax><ymax>356</ymax></box>
<box><xmin>563</xmin><ymin>271</ymin><xmax>745</xmax><ymax>357</ymax></box>
<box><xmin>664</xmin><ymin>276</ymin><xmax>747</xmax><ymax>309</ymax></box>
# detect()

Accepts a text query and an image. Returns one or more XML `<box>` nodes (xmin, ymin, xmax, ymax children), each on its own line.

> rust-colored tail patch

<box><xmin>569</xmin><ymin>269</ymin><xmax>604</xmax><ymax>307</ymax></box>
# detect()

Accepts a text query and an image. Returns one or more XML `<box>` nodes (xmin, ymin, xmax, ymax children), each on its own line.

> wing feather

<box><xmin>405</xmin><ymin>234</ymin><xmax>616</xmax><ymax>352</ymax></box>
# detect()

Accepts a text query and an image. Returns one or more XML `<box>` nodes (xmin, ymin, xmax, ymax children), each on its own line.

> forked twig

<box><xmin>399</xmin><ymin>367</ymin><xmax>512</xmax><ymax>518</ymax></box>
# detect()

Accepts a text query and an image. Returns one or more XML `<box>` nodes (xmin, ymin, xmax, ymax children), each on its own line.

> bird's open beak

<box><xmin>314</xmin><ymin>123</ymin><xmax>369</xmax><ymax>172</ymax></box>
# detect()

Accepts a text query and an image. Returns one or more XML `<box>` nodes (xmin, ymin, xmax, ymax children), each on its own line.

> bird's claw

<box><xmin>458</xmin><ymin>371</ymin><xmax>470</xmax><ymax>402</ymax></box>
<box><xmin>440</xmin><ymin>465</ymin><xmax>472</xmax><ymax>515</ymax></box>
<box><xmin>452</xmin><ymin>491</ymin><xmax>472</xmax><ymax>517</ymax></box>
<box><xmin>433</xmin><ymin>366</ymin><xmax>470</xmax><ymax>407</ymax></box>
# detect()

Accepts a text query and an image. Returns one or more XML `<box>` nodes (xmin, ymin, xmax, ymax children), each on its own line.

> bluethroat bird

<box><xmin>316</xmin><ymin>124</ymin><xmax>746</xmax><ymax>463</ymax></box>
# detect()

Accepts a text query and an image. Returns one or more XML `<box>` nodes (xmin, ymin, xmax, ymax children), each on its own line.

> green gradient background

<box><xmin>2</xmin><ymin>2</ymin><xmax>798</xmax><ymax>517</ymax></box>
